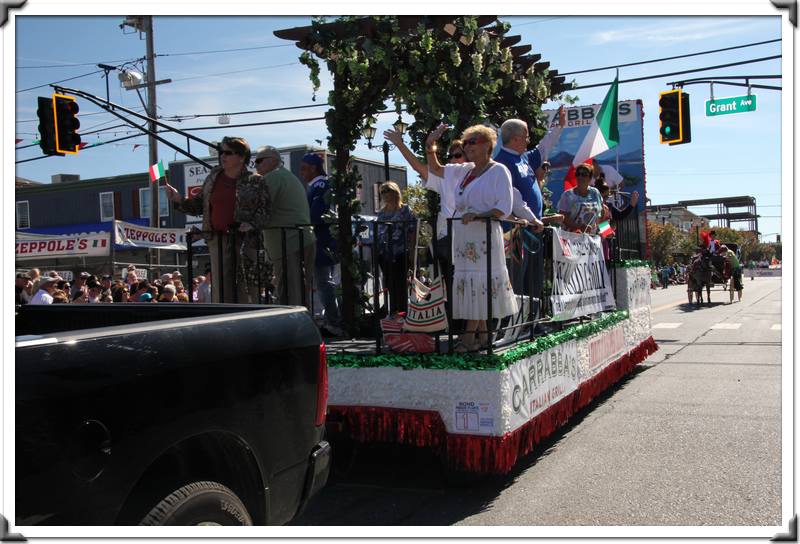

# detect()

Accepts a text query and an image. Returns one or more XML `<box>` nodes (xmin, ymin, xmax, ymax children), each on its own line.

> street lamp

<box><xmin>361</xmin><ymin>115</ymin><xmax>408</xmax><ymax>182</ymax></box>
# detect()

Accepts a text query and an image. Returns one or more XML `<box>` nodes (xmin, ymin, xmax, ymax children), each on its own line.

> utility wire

<box><xmin>155</xmin><ymin>43</ymin><xmax>293</xmax><ymax>57</ymax></box>
<box><xmin>169</xmin><ymin>61</ymin><xmax>299</xmax><ymax>83</ymax></box>
<box><xmin>17</xmin><ymin>56</ymin><xmax>145</xmax><ymax>69</ymax></box>
<box><xmin>16</xmin><ymin>69</ymin><xmax>104</xmax><ymax>94</ymax></box>
<box><xmin>571</xmin><ymin>55</ymin><xmax>781</xmax><ymax>90</ymax></box>
<box><xmin>561</xmin><ymin>38</ymin><xmax>780</xmax><ymax>76</ymax></box>
<box><xmin>164</xmin><ymin>103</ymin><xmax>326</xmax><ymax>121</ymax></box>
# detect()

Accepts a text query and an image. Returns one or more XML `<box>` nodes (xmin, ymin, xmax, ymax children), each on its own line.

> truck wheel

<box><xmin>139</xmin><ymin>481</ymin><xmax>253</xmax><ymax>526</ymax></box>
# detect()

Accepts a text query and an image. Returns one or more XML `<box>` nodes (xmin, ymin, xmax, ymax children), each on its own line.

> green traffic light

<box><xmin>665</xmin><ymin>126</ymin><xmax>671</xmax><ymax>135</ymax></box>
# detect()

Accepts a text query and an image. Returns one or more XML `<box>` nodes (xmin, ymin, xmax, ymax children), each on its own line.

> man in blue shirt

<box><xmin>299</xmin><ymin>153</ymin><xmax>343</xmax><ymax>335</ymax></box>
<box><xmin>495</xmin><ymin>108</ymin><xmax>565</xmax><ymax>319</ymax></box>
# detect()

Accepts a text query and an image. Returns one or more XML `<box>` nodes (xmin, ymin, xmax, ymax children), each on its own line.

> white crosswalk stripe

<box><xmin>653</xmin><ymin>322</ymin><xmax>682</xmax><ymax>329</ymax></box>
<box><xmin>710</xmin><ymin>323</ymin><xmax>742</xmax><ymax>330</ymax></box>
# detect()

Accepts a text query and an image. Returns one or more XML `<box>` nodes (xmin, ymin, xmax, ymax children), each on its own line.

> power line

<box><xmin>17</xmin><ymin>56</ymin><xmax>144</xmax><ymax>69</ymax></box>
<box><xmin>169</xmin><ymin>61</ymin><xmax>300</xmax><ymax>83</ymax></box>
<box><xmin>16</xmin><ymin>69</ymin><xmax>104</xmax><ymax>94</ymax></box>
<box><xmin>164</xmin><ymin>103</ymin><xmax>326</xmax><ymax>121</ymax></box>
<box><xmin>155</xmin><ymin>43</ymin><xmax>293</xmax><ymax>57</ymax></box>
<box><xmin>571</xmin><ymin>55</ymin><xmax>781</xmax><ymax>90</ymax></box>
<box><xmin>561</xmin><ymin>38</ymin><xmax>780</xmax><ymax>76</ymax></box>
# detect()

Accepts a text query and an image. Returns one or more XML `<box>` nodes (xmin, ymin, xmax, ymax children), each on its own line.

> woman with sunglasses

<box><xmin>557</xmin><ymin>162</ymin><xmax>608</xmax><ymax>234</ymax></box>
<box><xmin>165</xmin><ymin>136</ymin><xmax>270</xmax><ymax>303</ymax></box>
<box><xmin>426</xmin><ymin>123</ymin><xmax>518</xmax><ymax>352</ymax></box>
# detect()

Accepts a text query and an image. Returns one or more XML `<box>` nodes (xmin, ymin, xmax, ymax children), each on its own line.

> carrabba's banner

<box><xmin>16</xmin><ymin>232</ymin><xmax>111</xmax><ymax>260</ymax></box>
<box><xmin>550</xmin><ymin>229</ymin><xmax>616</xmax><ymax>321</ymax></box>
<box><xmin>114</xmin><ymin>220</ymin><xmax>187</xmax><ymax>250</ymax></box>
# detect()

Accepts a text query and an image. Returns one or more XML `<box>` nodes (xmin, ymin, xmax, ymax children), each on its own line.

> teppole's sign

<box><xmin>114</xmin><ymin>220</ymin><xmax>187</xmax><ymax>250</ymax></box>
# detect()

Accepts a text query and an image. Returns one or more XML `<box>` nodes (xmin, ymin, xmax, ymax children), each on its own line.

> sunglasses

<box><xmin>576</xmin><ymin>170</ymin><xmax>592</xmax><ymax>177</ymax></box>
<box><xmin>463</xmin><ymin>138</ymin><xmax>487</xmax><ymax>146</ymax></box>
<box><xmin>448</xmin><ymin>152</ymin><xmax>464</xmax><ymax>159</ymax></box>
<box><xmin>220</xmin><ymin>149</ymin><xmax>238</xmax><ymax>156</ymax></box>
<box><xmin>254</xmin><ymin>157</ymin><xmax>267</xmax><ymax>164</ymax></box>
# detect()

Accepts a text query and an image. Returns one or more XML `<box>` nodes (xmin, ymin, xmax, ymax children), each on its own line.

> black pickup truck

<box><xmin>15</xmin><ymin>303</ymin><xmax>330</xmax><ymax>526</ymax></box>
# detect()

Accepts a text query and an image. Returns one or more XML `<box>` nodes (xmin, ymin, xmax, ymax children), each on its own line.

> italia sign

<box><xmin>705</xmin><ymin>94</ymin><xmax>757</xmax><ymax>117</ymax></box>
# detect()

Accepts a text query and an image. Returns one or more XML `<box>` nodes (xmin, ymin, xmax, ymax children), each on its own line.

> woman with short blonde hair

<box><xmin>377</xmin><ymin>180</ymin><xmax>416</xmax><ymax>315</ymax></box>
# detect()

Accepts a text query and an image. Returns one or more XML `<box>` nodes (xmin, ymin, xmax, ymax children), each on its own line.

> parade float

<box><xmin>326</xmin><ymin>237</ymin><xmax>656</xmax><ymax>475</ymax></box>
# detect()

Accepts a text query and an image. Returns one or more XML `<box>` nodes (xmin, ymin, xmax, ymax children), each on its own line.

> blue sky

<box><xmin>14</xmin><ymin>15</ymin><xmax>783</xmax><ymax>240</ymax></box>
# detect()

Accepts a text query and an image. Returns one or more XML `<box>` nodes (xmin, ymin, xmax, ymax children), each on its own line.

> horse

<box><xmin>687</xmin><ymin>252</ymin><xmax>713</xmax><ymax>305</ymax></box>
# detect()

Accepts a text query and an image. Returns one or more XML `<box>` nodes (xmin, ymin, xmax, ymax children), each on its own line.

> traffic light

<box><xmin>659</xmin><ymin>89</ymin><xmax>691</xmax><ymax>146</ymax></box>
<box><xmin>53</xmin><ymin>93</ymin><xmax>81</xmax><ymax>155</ymax></box>
<box><xmin>36</xmin><ymin>96</ymin><xmax>61</xmax><ymax>156</ymax></box>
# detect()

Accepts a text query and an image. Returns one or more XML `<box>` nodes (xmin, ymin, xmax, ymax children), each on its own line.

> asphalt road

<box><xmin>295</xmin><ymin>277</ymin><xmax>783</xmax><ymax>529</ymax></box>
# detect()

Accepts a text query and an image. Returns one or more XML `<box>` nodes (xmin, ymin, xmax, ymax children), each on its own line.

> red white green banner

<box><xmin>15</xmin><ymin>232</ymin><xmax>111</xmax><ymax>260</ymax></box>
<box><xmin>114</xmin><ymin>220</ymin><xmax>187</xmax><ymax>250</ymax></box>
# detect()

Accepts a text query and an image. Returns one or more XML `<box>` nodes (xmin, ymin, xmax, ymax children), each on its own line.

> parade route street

<box><xmin>295</xmin><ymin>277</ymin><xmax>783</xmax><ymax>529</ymax></box>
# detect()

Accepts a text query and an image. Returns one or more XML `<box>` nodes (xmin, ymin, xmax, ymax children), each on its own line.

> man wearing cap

<box><xmin>254</xmin><ymin>145</ymin><xmax>315</xmax><ymax>306</ymax></box>
<box><xmin>29</xmin><ymin>275</ymin><xmax>62</xmax><ymax>305</ymax></box>
<box><xmin>70</xmin><ymin>272</ymin><xmax>90</xmax><ymax>300</ymax></box>
<box><xmin>495</xmin><ymin>108</ymin><xmax>566</xmax><ymax>317</ymax></box>
<box><xmin>718</xmin><ymin>244</ymin><xmax>743</xmax><ymax>303</ymax></box>
<box><xmin>299</xmin><ymin>152</ymin><xmax>342</xmax><ymax>332</ymax></box>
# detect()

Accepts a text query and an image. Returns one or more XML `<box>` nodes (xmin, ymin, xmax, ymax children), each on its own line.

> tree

<box><xmin>646</xmin><ymin>221</ymin><xmax>687</xmax><ymax>265</ymax></box>
<box><xmin>279</xmin><ymin>16</ymin><xmax>569</xmax><ymax>333</ymax></box>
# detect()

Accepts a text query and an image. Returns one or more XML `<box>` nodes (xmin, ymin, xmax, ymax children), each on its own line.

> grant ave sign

<box><xmin>705</xmin><ymin>94</ymin><xmax>757</xmax><ymax>116</ymax></box>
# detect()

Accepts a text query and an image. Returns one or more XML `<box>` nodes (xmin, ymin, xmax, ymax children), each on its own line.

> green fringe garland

<box><xmin>611</xmin><ymin>259</ymin><xmax>651</xmax><ymax>269</ymax></box>
<box><xmin>329</xmin><ymin>310</ymin><xmax>630</xmax><ymax>371</ymax></box>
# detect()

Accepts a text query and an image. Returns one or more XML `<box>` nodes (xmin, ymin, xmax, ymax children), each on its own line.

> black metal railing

<box><xmin>187</xmin><ymin>216</ymin><xmax>645</xmax><ymax>355</ymax></box>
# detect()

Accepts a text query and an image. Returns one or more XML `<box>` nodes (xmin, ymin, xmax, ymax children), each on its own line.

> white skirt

<box><xmin>452</xmin><ymin>219</ymin><xmax>518</xmax><ymax>320</ymax></box>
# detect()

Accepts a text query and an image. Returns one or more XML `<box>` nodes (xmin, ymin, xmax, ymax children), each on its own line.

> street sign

<box><xmin>705</xmin><ymin>94</ymin><xmax>757</xmax><ymax>117</ymax></box>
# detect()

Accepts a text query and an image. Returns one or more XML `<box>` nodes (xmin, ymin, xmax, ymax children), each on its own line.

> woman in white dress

<box><xmin>426</xmin><ymin>123</ymin><xmax>518</xmax><ymax>352</ymax></box>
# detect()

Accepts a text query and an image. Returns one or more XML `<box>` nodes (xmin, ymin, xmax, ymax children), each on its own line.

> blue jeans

<box><xmin>314</xmin><ymin>264</ymin><xmax>340</xmax><ymax>325</ymax></box>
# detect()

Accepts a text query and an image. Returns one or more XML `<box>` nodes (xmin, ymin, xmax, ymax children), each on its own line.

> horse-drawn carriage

<box><xmin>687</xmin><ymin>243</ymin><xmax>737</xmax><ymax>304</ymax></box>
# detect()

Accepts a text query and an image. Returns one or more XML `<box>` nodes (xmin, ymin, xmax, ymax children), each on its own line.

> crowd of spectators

<box><xmin>15</xmin><ymin>264</ymin><xmax>209</xmax><ymax>306</ymax></box>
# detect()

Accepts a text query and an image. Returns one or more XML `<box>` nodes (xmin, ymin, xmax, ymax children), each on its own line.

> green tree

<box><xmin>646</xmin><ymin>221</ymin><xmax>686</xmax><ymax>266</ymax></box>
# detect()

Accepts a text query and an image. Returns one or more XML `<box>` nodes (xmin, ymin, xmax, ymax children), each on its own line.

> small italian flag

<box><xmin>149</xmin><ymin>161</ymin><xmax>166</xmax><ymax>183</ymax></box>
<box><xmin>597</xmin><ymin>220</ymin><xmax>614</xmax><ymax>238</ymax></box>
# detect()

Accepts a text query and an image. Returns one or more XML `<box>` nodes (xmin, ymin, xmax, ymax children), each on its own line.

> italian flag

<box><xmin>149</xmin><ymin>161</ymin><xmax>166</xmax><ymax>183</ymax></box>
<box><xmin>564</xmin><ymin>77</ymin><xmax>620</xmax><ymax>190</ymax></box>
<box><xmin>597</xmin><ymin>220</ymin><xmax>614</xmax><ymax>238</ymax></box>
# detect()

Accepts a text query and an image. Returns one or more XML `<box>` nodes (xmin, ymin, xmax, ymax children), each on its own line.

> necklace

<box><xmin>458</xmin><ymin>161</ymin><xmax>493</xmax><ymax>195</ymax></box>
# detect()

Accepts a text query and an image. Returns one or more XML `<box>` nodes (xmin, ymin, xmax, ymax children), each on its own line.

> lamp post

<box><xmin>361</xmin><ymin>115</ymin><xmax>409</xmax><ymax>181</ymax></box>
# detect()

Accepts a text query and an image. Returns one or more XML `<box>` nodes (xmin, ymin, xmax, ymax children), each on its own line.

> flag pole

<box><xmin>615</xmin><ymin>67</ymin><xmax>620</xmax><ymax>173</ymax></box>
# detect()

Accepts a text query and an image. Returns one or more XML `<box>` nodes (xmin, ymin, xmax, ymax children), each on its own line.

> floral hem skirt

<box><xmin>452</xmin><ymin>220</ymin><xmax>518</xmax><ymax>320</ymax></box>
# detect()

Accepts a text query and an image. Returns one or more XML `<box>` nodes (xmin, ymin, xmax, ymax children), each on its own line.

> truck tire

<box><xmin>139</xmin><ymin>481</ymin><xmax>253</xmax><ymax>526</ymax></box>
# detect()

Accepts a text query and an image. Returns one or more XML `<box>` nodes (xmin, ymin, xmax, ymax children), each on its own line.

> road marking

<box><xmin>653</xmin><ymin>322</ymin><xmax>682</xmax><ymax>329</ymax></box>
<box><xmin>771</xmin><ymin>324</ymin><xmax>781</xmax><ymax>330</ymax></box>
<box><xmin>651</xmin><ymin>301</ymin><xmax>683</xmax><ymax>314</ymax></box>
<box><xmin>710</xmin><ymin>323</ymin><xmax>742</xmax><ymax>330</ymax></box>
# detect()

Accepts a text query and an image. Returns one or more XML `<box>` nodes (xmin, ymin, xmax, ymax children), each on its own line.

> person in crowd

<box><xmin>718</xmin><ymin>244</ymin><xmax>743</xmax><ymax>302</ymax></box>
<box><xmin>51</xmin><ymin>289</ymin><xmax>69</xmax><ymax>304</ymax></box>
<box><xmin>131</xmin><ymin>280</ymin><xmax>151</xmax><ymax>302</ymax></box>
<box><xmin>70</xmin><ymin>271</ymin><xmax>90</xmax><ymax>300</ymax></box>
<box><xmin>300</xmin><ymin>152</ymin><xmax>343</xmax><ymax>334</ymax></box>
<box><xmin>175</xmin><ymin>283</ymin><xmax>190</xmax><ymax>302</ymax></box>
<box><xmin>197</xmin><ymin>269</ymin><xmax>212</xmax><ymax>303</ymax></box>
<box><xmin>125</xmin><ymin>266</ymin><xmax>139</xmax><ymax>290</ymax></box>
<box><xmin>72</xmin><ymin>290</ymin><xmax>87</xmax><ymax>304</ymax></box>
<box><xmin>112</xmin><ymin>284</ymin><xmax>131</xmax><ymax>303</ymax></box>
<box><xmin>29</xmin><ymin>275</ymin><xmax>62</xmax><ymax>305</ymax></box>
<box><xmin>147</xmin><ymin>286</ymin><xmax>160</xmax><ymax>301</ymax></box>
<box><xmin>140</xmin><ymin>292</ymin><xmax>154</xmax><ymax>303</ymax></box>
<box><xmin>557</xmin><ymin>162</ymin><xmax>608</xmax><ymax>234</ymax></box>
<box><xmin>660</xmin><ymin>264</ymin><xmax>672</xmax><ymax>289</ymax></box>
<box><xmin>15</xmin><ymin>272</ymin><xmax>33</xmax><ymax>305</ymax></box>
<box><xmin>426</xmin><ymin>123</ymin><xmax>518</xmax><ymax>352</ymax></box>
<box><xmin>28</xmin><ymin>268</ymin><xmax>41</xmax><ymax>293</ymax></box>
<box><xmin>86</xmin><ymin>277</ymin><xmax>103</xmax><ymax>303</ymax></box>
<box><xmin>100</xmin><ymin>274</ymin><xmax>113</xmax><ymax>292</ymax></box>
<box><xmin>595</xmin><ymin>179</ymin><xmax>640</xmax><ymax>223</ymax></box>
<box><xmin>376</xmin><ymin>181</ymin><xmax>416</xmax><ymax>315</ymax></box>
<box><xmin>159</xmin><ymin>284</ymin><xmax>177</xmax><ymax>302</ymax></box>
<box><xmin>255</xmin><ymin>145</ymin><xmax>315</xmax><ymax>307</ymax></box>
<box><xmin>165</xmin><ymin>136</ymin><xmax>270</xmax><ymax>303</ymax></box>
<box><xmin>160</xmin><ymin>273</ymin><xmax>174</xmax><ymax>286</ymax></box>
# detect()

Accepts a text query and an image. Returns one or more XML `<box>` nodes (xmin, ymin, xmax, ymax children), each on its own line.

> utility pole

<box><xmin>144</xmin><ymin>15</ymin><xmax>160</xmax><ymax>273</ymax></box>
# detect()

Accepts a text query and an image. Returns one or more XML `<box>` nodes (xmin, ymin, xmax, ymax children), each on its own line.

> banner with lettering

<box><xmin>507</xmin><ymin>340</ymin><xmax>580</xmax><ymax>431</ymax></box>
<box><xmin>550</xmin><ymin>229</ymin><xmax>616</xmax><ymax>321</ymax></box>
<box><xmin>16</xmin><ymin>232</ymin><xmax>111</xmax><ymax>260</ymax></box>
<box><xmin>114</xmin><ymin>220</ymin><xmax>187</xmax><ymax>250</ymax></box>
